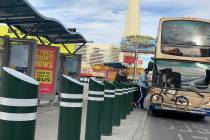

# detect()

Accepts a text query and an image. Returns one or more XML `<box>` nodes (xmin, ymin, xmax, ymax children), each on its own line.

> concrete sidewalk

<box><xmin>35</xmin><ymin>102</ymin><xmax>147</xmax><ymax>140</ymax></box>
<box><xmin>35</xmin><ymin>83</ymin><xmax>148</xmax><ymax>140</ymax></box>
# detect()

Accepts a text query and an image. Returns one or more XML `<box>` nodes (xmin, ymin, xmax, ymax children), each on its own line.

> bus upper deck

<box><xmin>149</xmin><ymin>17</ymin><xmax>210</xmax><ymax>117</ymax></box>
<box><xmin>156</xmin><ymin>17</ymin><xmax>210</xmax><ymax>63</ymax></box>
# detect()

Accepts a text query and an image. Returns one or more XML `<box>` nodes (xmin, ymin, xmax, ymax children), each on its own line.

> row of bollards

<box><xmin>85</xmin><ymin>79</ymin><xmax>138</xmax><ymax>140</ymax></box>
<box><xmin>0</xmin><ymin>67</ymin><xmax>138</xmax><ymax>140</ymax></box>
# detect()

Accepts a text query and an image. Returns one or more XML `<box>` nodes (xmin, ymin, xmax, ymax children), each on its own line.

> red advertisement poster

<box><xmin>34</xmin><ymin>45</ymin><xmax>58</xmax><ymax>95</ymax></box>
<box><xmin>124</xmin><ymin>56</ymin><xmax>136</xmax><ymax>64</ymax></box>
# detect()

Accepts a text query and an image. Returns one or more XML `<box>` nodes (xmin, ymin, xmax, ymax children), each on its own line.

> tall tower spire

<box><xmin>123</xmin><ymin>0</ymin><xmax>140</xmax><ymax>37</ymax></box>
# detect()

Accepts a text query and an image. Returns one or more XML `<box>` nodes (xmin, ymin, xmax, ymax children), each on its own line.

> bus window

<box><xmin>161</xmin><ymin>20</ymin><xmax>210</xmax><ymax>57</ymax></box>
<box><xmin>154</xmin><ymin>59</ymin><xmax>210</xmax><ymax>92</ymax></box>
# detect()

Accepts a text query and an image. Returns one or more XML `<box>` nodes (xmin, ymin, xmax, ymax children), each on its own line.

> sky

<box><xmin>27</xmin><ymin>0</ymin><xmax>210</xmax><ymax>44</ymax></box>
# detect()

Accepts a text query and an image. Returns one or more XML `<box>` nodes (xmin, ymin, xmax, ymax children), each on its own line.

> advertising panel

<box><xmin>34</xmin><ymin>45</ymin><xmax>58</xmax><ymax>95</ymax></box>
<box><xmin>124</xmin><ymin>56</ymin><xmax>135</xmax><ymax>64</ymax></box>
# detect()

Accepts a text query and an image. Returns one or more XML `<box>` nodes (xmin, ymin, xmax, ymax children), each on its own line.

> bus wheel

<box><xmin>175</xmin><ymin>96</ymin><xmax>189</xmax><ymax>106</ymax></box>
<box><xmin>150</xmin><ymin>94</ymin><xmax>164</xmax><ymax>104</ymax></box>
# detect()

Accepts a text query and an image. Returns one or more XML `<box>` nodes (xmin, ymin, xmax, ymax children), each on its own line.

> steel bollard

<box><xmin>0</xmin><ymin>67</ymin><xmax>39</xmax><ymax>140</ymax></box>
<box><xmin>125</xmin><ymin>83</ymin><xmax>132</xmax><ymax>114</ymax></box>
<box><xmin>58</xmin><ymin>75</ymin><xmax>83</xmax><ymax>140</ymax></box>
<box><xmin>121</xmin><ymin>83</ymin><xmax>130</xmax><ymax>116</ymax></box>
<box><xmin>85</xmin><ymin>79</ymin><xmax>104</xmax><ymax>140</ymax></box>
<box><xmin>119</xmin><ymin>82</ymin><xmax>127</xmax><ymax>119</ymax></box>
<box><xmin>130</xmin><ymin>86</ymin><xmax>135</xmax><ymax>111</ymax></box>
<box><xmin>102</xmin><ymin>81</ymin><xmax>115</xmax><ymax>136</ymax></box>
<box><xmin>130</xmin><ymin>86</ymin><xmax>134</xmax><ymax>112</ymax></box>
<box><xmin>112</xmin><ymin>81</ymin><xmax>122</xmax><ymax>126</ymax></box>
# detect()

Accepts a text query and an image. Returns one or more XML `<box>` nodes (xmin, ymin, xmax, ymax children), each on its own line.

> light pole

<box><xmin>133</xmin><ymin>43</ymin><xmax>139</xmax><ymax>82</ymax></box>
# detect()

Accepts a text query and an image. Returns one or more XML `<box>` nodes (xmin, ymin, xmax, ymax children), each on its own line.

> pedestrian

<box><xmin>137</xmin><ymin>68</ymin><xmax>150</xmax><ymax>109</ymax></box>
<box><xmin>115</xmin><ymin>69</ymin><xmax>129</xmax><ymax>82</ymax></box>
<box><xmin>115</xmin><ymin>70</ymin><xmax>122</xmax><ymax>82</ymax></box>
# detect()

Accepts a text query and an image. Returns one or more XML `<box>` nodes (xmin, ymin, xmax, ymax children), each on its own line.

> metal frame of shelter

<box><xmin>0</xmin><ymin>0</ymin><xmax>87</xmax><ymax>55</ymax></box>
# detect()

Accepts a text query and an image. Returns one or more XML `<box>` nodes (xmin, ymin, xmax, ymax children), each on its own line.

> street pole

<box><xmin>133</xmin><ymin>45</ymin><xmax>138</xmax><ymax>82</ymax></box>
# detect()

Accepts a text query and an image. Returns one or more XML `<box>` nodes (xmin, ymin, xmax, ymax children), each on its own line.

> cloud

<box><xmin>27</xmin><ymin>0</ymin><xmax>210</xmax><ymax>44</ymax></box>
<box><xmin>27</xmin><ymin>0</ymin><xmax>127</xmax><ymax>44</ymax></box>
<box><xmin>141</xmin><ymin>0</ymin><xmax>210</xmax><ymax>37</ymax></box>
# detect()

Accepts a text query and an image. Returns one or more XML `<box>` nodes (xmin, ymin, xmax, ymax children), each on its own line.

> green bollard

<box><xmin>127</xmin><ymin>84</ymin><xmax>135</xmax><ymax>112</ymax></box>
<box><xmin>112</xmin><ymin>81</ymin><xmax>122</xmax><ymax>126</ymax></box>
<box><xmin>114</xmin><ymin>82</ymin><xmax>125</xmax><ymax>120</ymax></box>
<box><xmin>121</xmin><ymin>83</ymin><xmax>130</xmax><ymax>116</ymax></box>
<box><xmin>58</xmin><ymin>75</ymin><xmax>83</xmax><ymax>140</ymax></box>
<box><xmin>85</xmin><ymin>79</ymin><xmax>104</xmax><ymax>140</ymax></box>
<box><xmin>120</xmin><ymin>83</ymin><xmax>127</xmax><ymax>119</ymax></box>
<box><xmin>102</xmin><ymin>81</ymin><xmax>115</xmax><ymax>136</ymax></box>
<box><xmin>130</xmin><ymin>86</ymin><xmax>135</xmax><ymax>111</ymax></box>
<box><xmin>126</xmin><ymin>83</ymin><xmax>132</xmax><ymax>114</ymax></box>
<box><xmin>0</xmin><ymin>67</ymin><xmax>39</xmax><ymax>140</ymax></box>
<box><xmin>131</xmin><ymin>86</ymin><xmax>135</xmax><ymax>111</ymax></box>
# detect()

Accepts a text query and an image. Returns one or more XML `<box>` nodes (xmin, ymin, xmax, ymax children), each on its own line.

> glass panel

<box><xmin>161</xmin><ymin>20</ymin><xmax>210</xmax><ymax>57</ymax></box>
<box><xmin>63</xmin><ymin>57</ymin><xmax>77</xmax><ymax>78</ymax></box>
<box><xmin>10</xmin><ymin>44</ymin><xmax>29</xmax><ymax>74</ymax></box>
<box><xmin>154</xmin><ymin>60</ymin><xmax>210</xmax><ymax>92</ymax></box>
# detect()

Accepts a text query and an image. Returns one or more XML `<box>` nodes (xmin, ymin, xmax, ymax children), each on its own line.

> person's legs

<box><xmin>134</xmin><ymin>86</ymin><xmax>140</xmax><ymax>108</ymax></box>
<box><xmin>139</xmin><ymin>87</ymin><xmax>147</xmax><ymax>109</ymax></box>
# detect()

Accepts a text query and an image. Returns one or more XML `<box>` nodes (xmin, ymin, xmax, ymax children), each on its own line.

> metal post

<box><xmin>120</xmin><ymin>82</ymin><xmax>127</xmax><ymax>119</ymax></box>
<box><xmin>121</xmin><ymin>83</ymin><xmax>129</xmax><ymax>116</ymax></box>
<box><xmin>102</xmin><ymin>81</ymin><xmax>115</xmax><ymax>136</ymax></box>
<box><xmin>0</xmin><ymin>67</ymin><xmax>39</xmax><ymax>140</ymax></box>
<box><xmin>113</xmin><ymin>81</ymin><xmax>122</xmax><ymax>125</ymax></box>
<box><xmin>125</xmin><ymin>83</ymin><xmax>130</xmax><ymax>115</ymax></box>
<box><xmin>131</xmin><ymin>86</ymin><xmax>136</xmax><ymax>111</ymax></box>
<box><xmin>85</xmin><ymin>79</ymin><xmax>104</xmax><ymax>140</ymax></box>
<box><xmin>57</xmin><ymin>75</ymin><xmax>83</xmax><ymax>140</ymax></box>
<box><xmin>62</xmin><ymin>44</ymin><xmax>73</xmax><ymax>56</ymax></box>
<box><xmin>126</xmin><ymin>83</ymin><xmax>132</xmax><ymax>114</ymax></box>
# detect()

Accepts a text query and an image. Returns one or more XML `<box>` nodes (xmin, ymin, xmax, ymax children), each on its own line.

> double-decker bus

<box><xmin>148</xmin><ymin>17</ymin><xmax>210</xmax><ymax>118</ymax></box>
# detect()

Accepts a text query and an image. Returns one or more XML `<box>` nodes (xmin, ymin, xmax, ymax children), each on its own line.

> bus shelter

<box><xmin>0</xmin><ymin>0</ymin><xmax>87</xmax><ymax>101</ymax></box>
<box><xmin>104</xmin><ymin>62</ymin><xmax>128</xmax><ymax>81</ymax></box>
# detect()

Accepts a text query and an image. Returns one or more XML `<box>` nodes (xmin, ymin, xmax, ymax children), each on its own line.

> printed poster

<box><xmin>34</xmin><ymin>45</ymin><xmax>58</xmax><ymax>95</ymax></box>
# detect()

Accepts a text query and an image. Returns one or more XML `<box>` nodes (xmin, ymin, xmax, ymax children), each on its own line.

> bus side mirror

<box><xmin>148</xmin><ymin>62</ymin><xmax>153</xmax><ymax>71</ymax></box>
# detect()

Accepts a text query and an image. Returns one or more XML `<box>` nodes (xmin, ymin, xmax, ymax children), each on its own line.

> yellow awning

<box><xmin>0</xmin><ymin>25</ymin><xmax>76</xmax><ymax>54</ymax></box>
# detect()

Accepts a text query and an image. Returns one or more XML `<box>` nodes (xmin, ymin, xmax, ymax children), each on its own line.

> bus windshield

<box><xmin>154</xmin><ymin>59</ymin><xmax>210</xmax><ymax>92</ymax></box>
<box><xmin>161</xmin><ymin>20</ymin><xmax>210</xmax><ymax>57</ymax></box>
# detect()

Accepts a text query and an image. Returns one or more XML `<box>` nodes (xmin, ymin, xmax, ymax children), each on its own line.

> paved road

<box><xmin>140</xmin><ymin>113</ymin><xmax>210</xmax><ymax>140</ymax></box>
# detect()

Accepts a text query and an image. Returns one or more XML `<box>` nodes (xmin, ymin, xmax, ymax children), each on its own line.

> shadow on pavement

<box><xmin>150</xmin><ymin>110</ymin><xmax>208</xmax><ymax>122</ymax></box>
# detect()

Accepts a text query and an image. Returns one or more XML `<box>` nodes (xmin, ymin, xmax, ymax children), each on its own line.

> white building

<box><xmin>77</xmin><ymin>44</ymin><xmax>120</xmax><ymax>67</ymax></box>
